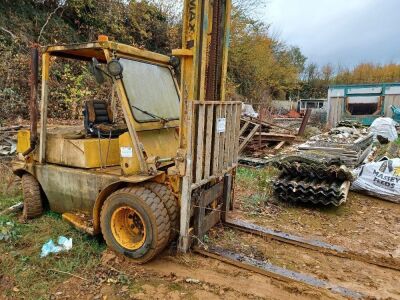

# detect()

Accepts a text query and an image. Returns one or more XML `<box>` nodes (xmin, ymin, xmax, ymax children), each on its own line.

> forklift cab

<box><xmin>22</xmin><ymin>38</ymin><xmax>182</xmax><ymax>176</ymax></box>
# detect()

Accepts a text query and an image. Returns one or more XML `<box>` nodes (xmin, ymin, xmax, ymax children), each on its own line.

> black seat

<box><xmin>83</xmin><ymin>100</ymin><xmax>127</xmax><ymax>138</ymax></box>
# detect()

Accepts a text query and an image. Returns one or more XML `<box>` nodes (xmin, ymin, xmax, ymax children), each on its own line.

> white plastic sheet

<box><xmin>351</xmin><ymin>158</ymin><xmax>400</xmax><ymax>203</ymax></box>
<box><xmin>241</xmin><ymin>104</ymin><xmax>258</xmax><ymax>118</ymax></box>
<box><xmin>40</xmin><ymin>236</ymin><xmax>73</xmax><ymax>257</ymax></box>
<box><xmin>369</xmin><ymin>117</ymin><xmax>398</xmax><ymax>142</ymax></box>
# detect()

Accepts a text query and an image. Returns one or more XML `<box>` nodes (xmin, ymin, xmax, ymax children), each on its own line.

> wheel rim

<box><xmin>111</xmin><ymin>206</ymin><xmax>146</xmax><ymax>250</ymax></box>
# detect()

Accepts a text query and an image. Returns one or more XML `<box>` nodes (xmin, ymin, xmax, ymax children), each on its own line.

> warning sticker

<box><xmin>216</xmin><ymin>118</ymin><xmax>226</xmax><ymax>133</ymax></box>
<box><xmin>120</xmin><ymin>147</ymin><xmax>133</xmax><ymax>158</ymax></box>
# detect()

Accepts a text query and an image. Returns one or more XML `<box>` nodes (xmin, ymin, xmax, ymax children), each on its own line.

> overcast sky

<box><xmin>263</xmin><ymin>0</ymin><xmax>400</xmax><ymax>68</ymax></box>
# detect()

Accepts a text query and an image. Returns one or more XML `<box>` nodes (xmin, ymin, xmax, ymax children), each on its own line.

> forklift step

<box><xmin>62</xmin><ymin>212</ymin><xmax>94</xmax><ymax>235</ymax></box>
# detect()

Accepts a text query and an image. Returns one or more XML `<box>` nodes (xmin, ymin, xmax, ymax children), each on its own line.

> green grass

<box><xmin>236</xmin><ymin>166</ymin><xmax>280</xmax><ymax>212</ymax></box>
<box><xmin>0</xmin><ymin>173</ymin><xmax>105</xmax><ymax>298</ymax></box>
<box><xmin>236</xmin><ymin>166</ymin><xmax>279</xmax><ymax>191</ymax></box>
<box><xmin>0</xmin><ymin>209</ymin><xmax>105</xmax><ymax>299</ymax></box>
<box><xmin>0</xmin><ymin>194</ymin><xmax>22</xmax><ymax>211</ymax></box>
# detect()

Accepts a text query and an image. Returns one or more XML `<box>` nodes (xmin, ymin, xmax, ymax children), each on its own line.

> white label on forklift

<box><xmin>217</xmin><ymin>118</ymin><xmax>226</xmax><ymax>133</ymax></box>
<box><xmin>120</xmin><ymin>147</ymin><xmax>133</xmax><ymax>158</ymax></box>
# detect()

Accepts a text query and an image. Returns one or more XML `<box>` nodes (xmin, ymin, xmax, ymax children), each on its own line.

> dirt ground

<box><xmin>1</xmin><ymin>163</ymin><xmax>400</xmax><ymax>299</ymax></box>
<box><xmin>46</xmin><ymin>250</ymin><xmax>345</xmax><ymax>300</ymax></box>
<box><xmin>233</xmin><ymin>185</ymin><xmax>400</xmax><ymax>262</ymax></box>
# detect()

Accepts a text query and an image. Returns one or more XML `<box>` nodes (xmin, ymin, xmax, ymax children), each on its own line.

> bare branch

<box><xmin>0</xmin><ymin>27</ymin><xmax>17</xmax><ymax>39</ymax></box>
<box><xmin>37</xmin><ymin>4</ymin><xmax>63</xmax><ymax>44</ymax></box>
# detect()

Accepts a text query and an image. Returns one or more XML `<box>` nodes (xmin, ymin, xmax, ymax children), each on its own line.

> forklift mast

<box><xmin>173</xmin><ymin>0</ymin><xmax>242</xmax><ymax>252</ymax></box>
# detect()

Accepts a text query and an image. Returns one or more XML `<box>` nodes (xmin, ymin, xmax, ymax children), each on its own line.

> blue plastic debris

<box><xmin>40</xmin><ymin>236</ymin><xmax>73</xmax><ymax>257</ymax></box>
<box><xmin>391</xmin><ymin>105</ymin><xmax>400</xmax><ymax>123</ymax></box>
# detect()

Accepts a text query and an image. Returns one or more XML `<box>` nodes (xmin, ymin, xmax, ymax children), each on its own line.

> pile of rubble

<box><xmin>273</xmin><ymin>126</ymin><xmax>374</xmax><ymax>206</ymax></box>
<box><xmin>239</xmin><ymin>116</ymin><xmax>296</xmax><ymax>157</ymax></box>
<box><xmin>0</xmin><ymin>126</ymin><xmax>20</xmax><ymax>158</ymax></box>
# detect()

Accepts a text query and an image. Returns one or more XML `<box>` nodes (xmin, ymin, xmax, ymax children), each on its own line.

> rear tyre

<box><xmin>21</xmin><ymin>174</ymin><xmax>43</xmax><ymax>219</ymax></box>
<box><xmin>100</xmin><ymin>186</ymin><xmax>170</xmax><ymax>263</ymax></box>
<box><xmin>144</xmin><ymin>182</ymin><xmax>179</xmax><ymax>242</ymax></box>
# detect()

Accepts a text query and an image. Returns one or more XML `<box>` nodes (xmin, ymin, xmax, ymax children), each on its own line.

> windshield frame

<box><xmin>117</xmin><ymin>56</ymin><xmax>181</xmax><ymax>124</ymax></box>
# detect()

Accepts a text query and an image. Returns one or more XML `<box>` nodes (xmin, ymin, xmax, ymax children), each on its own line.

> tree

<box><xmin>228</xmin><ymin>4</ymin><xmax>304</xmax><ymax>104</ymax></box>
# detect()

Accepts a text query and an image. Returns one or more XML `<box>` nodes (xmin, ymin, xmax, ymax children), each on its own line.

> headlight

<box><xmin>107</xmin><ymin>59</ymin><xmax>123</xmax><ymax>77</ymax></box>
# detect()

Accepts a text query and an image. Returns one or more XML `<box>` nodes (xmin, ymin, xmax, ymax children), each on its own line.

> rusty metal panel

<box><xmin>29</xmin><ymin>164</ymin><xmax>117</xmax><ymax>214</ymax></box>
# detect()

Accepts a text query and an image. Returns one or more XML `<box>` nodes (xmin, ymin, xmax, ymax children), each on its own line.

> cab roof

<box><xmin>42</xmin><ymin>41</ymin><xmax>170</xmax><ymax>65</ymax></box>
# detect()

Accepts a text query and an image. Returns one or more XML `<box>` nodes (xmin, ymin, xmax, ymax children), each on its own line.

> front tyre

<box><xmin>100</xmin><ymin>186</ymin><xmax>170</xmax><ymax>263</ymax></box>
<box><xmin>21</xmin><ymin>174</ymin><xmax>43</xmax><ymax>219</ymax></box>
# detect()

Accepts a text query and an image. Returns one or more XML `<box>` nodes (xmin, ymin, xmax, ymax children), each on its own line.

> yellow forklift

<box><xmin>13</xmin><ymin>0</ymin><xmax>241</xmax><ymax>263</ymax></box>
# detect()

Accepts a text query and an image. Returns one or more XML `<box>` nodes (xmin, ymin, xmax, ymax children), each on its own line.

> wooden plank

<box><xmin>195</xmin><ymin>192</ymin><xmax>206</xmax><ymax>239</ymax></box>
<box><xmin>273</xmin><ymin>141</ymin><xmax>285</xmax><ymax>150</ymax></box>
<box><xmin>223</xmin><ymin>104</ymin><xmax>232</xmax><ymax>169</ymax></box>
<box><xmin>233</xmin><ymin>104</ymin><xmax>241</xmax><ymax>163</ymax></box>
<box><xmin>245</xmin><ymin>116</ymin><xmax>292</xmax><ymax>133</ymax></box>
<box><xmin>239</xmin><ymin>124</ymin><xmax>260</xmax><ymax>153</ymax></box>
<box><xmin>195</xmin><ymin>182</ymin><xmax>224</xmax><ymax>239</ymax></box>
<box><xmin>298</xmin><ymin>108</ymin><xmax>312</xmax><ymax>136</ymax></box>
<box><xmin>239</xmin><ymin>121</ymin><xmax>250</xmax><ymax>136</ymax></box>
<box><xmin>204</xmin><ymin>104</ymin><xmax>214</xmax><ymax>179</ymax></box>
<box><xmin>228</xmin><ymin>104</ymin><xmax>238</xmax><ymax>166</ymax></box>
<box><xmin>203</xmin><ymin>181</ymin><xmax>224</xmax><ymax>206</ymax></box>
<box><xmin>252</xmin><ymin>133</ymin><xmax>296</xmax><ymax>142</ymax></box>
<box><xmin>191</xmin><ymin>164</ymin><xmax>237</xmax><ymax>190</ymax></box>
<box><xmin>195</xmin><ymin>104</ymin><xmax>206</xmax><ymax>183</ymax></box>
<box><xmin>218</xmin><ymin>105</ymin><xmax>227</xmax><ymax>173</ymax></box>
<box><xmin>221</xmin><ymin>174</ymin><xmax>232</xmax><ymax>222</ymax></box>
<box><xmin>201</xmin><ymin>209</ymin><xmax>221</xmax><ymax>235</ymax></box>
<box><xmin>212</xmin><ymin>104</ymin><xmax>222</xmax><ymax>174</ymax></box>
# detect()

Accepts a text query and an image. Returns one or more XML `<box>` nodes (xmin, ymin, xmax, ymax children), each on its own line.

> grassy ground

<box><xmin>0</xmin><ymin>165</ymin><xmax>105</xmax><ymax>299</ymax></box>
<box><xmin>235</xmin><ymin>166</ymin><xmax>281</xmax><ymax>214</ymax></box>
<box><xmin>0</xmin><ymin>164</ymin><xmax>194</xmax><ymax>299</ymax></box>
<box><xmin>1</xmin><ymin>163</ymin><xmax>398</xmax><ymax>299</ymax></box>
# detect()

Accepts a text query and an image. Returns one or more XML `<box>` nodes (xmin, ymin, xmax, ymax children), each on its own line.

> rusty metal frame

<box><xmin>38</xmin><ymin>41</ymin><xmax>182</xmax><ymax>174</ymax></box>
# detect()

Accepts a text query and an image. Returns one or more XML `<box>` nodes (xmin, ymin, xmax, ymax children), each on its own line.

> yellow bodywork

<box><xmin>17</xmin><ymin>130</ymin><xmax>31</xmax><ymax>153</ymax></box>
<box><xmin>18</xmin><ymin>128</ymin><xmax>120</xmax><ymax>168</ymax></box>
<box><xmin>119</xmin><ymin>129</ymin><xmax>179</xmax><ymax>175</ymax></box>
<box><xmin>18</xmin><ymin>128</ymin><xmax>179</xmax><ymax>172</ymax></box>
<box><xmin>46</xmin><ymin>135</ymin><xmax>120</xmax><ymax>168</ymax></box>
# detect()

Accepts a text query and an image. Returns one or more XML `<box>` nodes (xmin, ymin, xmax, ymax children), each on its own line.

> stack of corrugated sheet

<box><xmin>297</xmin><ymin>127</ymin><xmax>374</xmax><ymax>168</ymax></box>
<box><xmin>273</xmin><ymin>155</ymin><xmax>354</xmax><ymax>206</ymax></box>
<box><xmin>273</xmin><ymin>127</ymin><xmax>373</xmax><ymax>206</ymax></box>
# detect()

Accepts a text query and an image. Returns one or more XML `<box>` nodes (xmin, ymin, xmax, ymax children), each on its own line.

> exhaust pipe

<box><xmin>23</xmin><ymin>46</ymin><xmax>39</xmax><ymax>156</ymax></box>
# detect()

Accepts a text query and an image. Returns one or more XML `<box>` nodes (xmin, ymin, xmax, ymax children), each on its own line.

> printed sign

<box><xmin>120</xmin><ymin>147</ymin><xmax>133</xmax><ymax>158</ymax></box>
<box><xmin>217</xmin><ymin>118</ymin><xmax>226</xmax><ymax>133</ymax></box>
<box><xmin>351</xmin><ymin>158</ymin><xmax>400</xmax><ymax>203</ymax></box>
